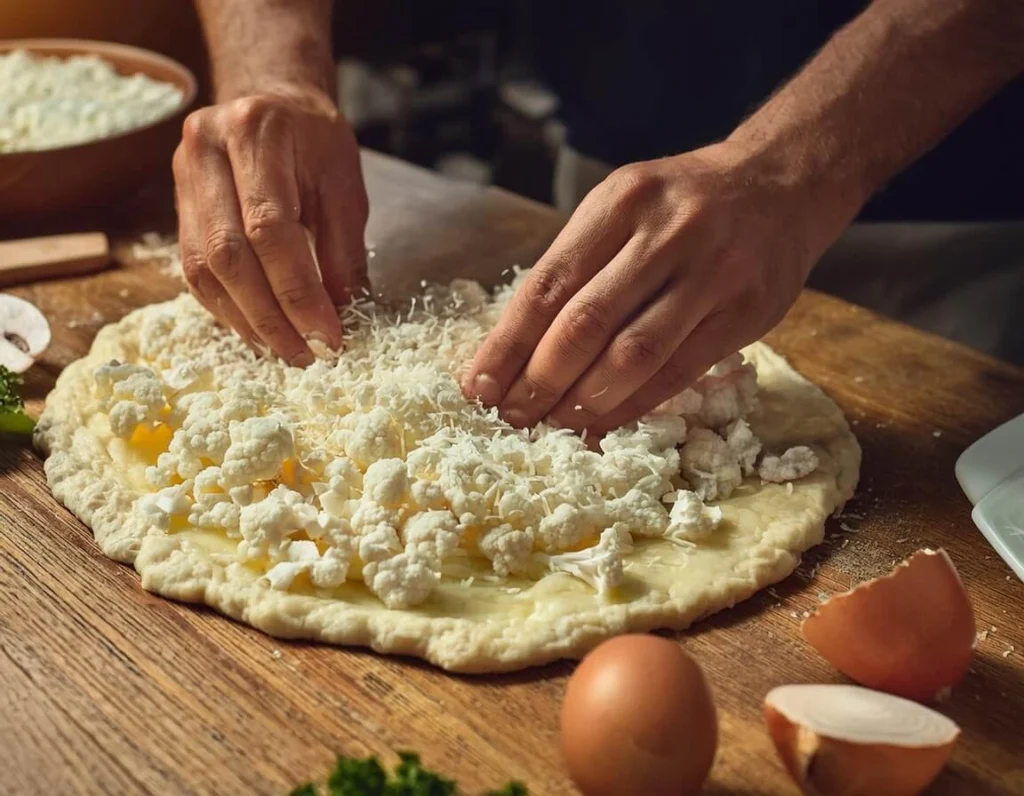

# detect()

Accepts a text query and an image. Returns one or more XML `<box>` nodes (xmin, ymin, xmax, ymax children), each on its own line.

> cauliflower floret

<box><xmin>496</xmin><ymin>489</ymin><xmax>543</xmax><ymax>526</ymax></box>
<box><xmin>188</xmin><ymin>469</ymin><xmax>242</xmax><ymax>532</ymax></box>
<box><xmin>692</xmin><ymin>354</ymin><xmax>758</xmax><ymax>429</ymax></box>
<box><xmin>538</xmin><ymin>527</ymin><xmax>624</xmax><ymax>597</ymax></box>
<box><xmin>759</xmin><ymin>446</ymin><xmax>819</xmax><ymax>483</ymax></box>
<box><xmin>363</xmin><ymin>550</ymin><xmax>439</xmax><ymax>609</ymax></box>
<box><xmin>146</xmin><ymin>394</ymin><xmax>227</xmax><ymax>486</ymax></box>
<box><xmin>725</xmin><ymin>418</ymin><xmax>762</xmax><ymax>476</ymax></box>
<box><xmin>95</xmin><ymin>362</ymin><xmax>167</xmax><ymax>437</ymax></box>
<box><xmin>218</xmin><ymin>381</ymin><xmax>273</xmax><ymax>421</ymax></box>
<box><xmin>362</xmin><ymin>458</ymin><xmax>409</xmax><ymax>507</ymax></box>
<box><xmin>168</xmin><ymin>411</ymin><xmax>233</xmax><ymax>479</ymax></box>
<box><xmin>238</xmin><ymin>485</ymin><xmax>317</xmax><ymax>560</ymax></box>
<box><xmin>401</xmin><ymin>510</ymin><xmax>462</xmax><ymax>564</ymax></box>
<box><xmin>596</xmin><ymin>446</ymin><xmax>677</xmax><ymax>499</ymax></box>
<box><xmin>537</xmin><ymin>503</ymin><xmax>596</xmax><ymax>552</ymax></box>
<box><xmin>94</xmin><ymin>362</ymin><xmax>160</xmax><ymax>402</ymax></box>
<box><xmin>664</xmin><ymin>489</ymin><xmax>723</xmax><ymax>544</ymax></box>
<box><xmin>448</xmin><ymin>487</ymin><xmax>491</xmax><ymax>519</ymax></box>
<box><xmin>325</xmin><ymin>456</ymin><xmax>363</xmax><ymax>487</ymax></box>
<box><xmin>162</xmin><ymin>357</ymin><xmax>213</xmax><ymax>393</ymax></box>
<box><xmin>636</xmin><ymin>412</ymin><xmax>688</xmax><ymax>450</ymax></box>
<box><xmin>479</xmin><ymin>524</ymin><xmax>535</xmax><ymax>577</ymax></box>
<box><xmin>229</xmin><ymin>484</ymin><xmax>257</xmax><ymax>506</ymax></box>
<box><xmin>263</xmin><ymin>537</ymin><xmax>354</xmax><ymax>591</ymax></box>
<box><xmin>655</xmin><ymin>387</ymin><xmax>703</xmax><ymax>417</ymax></box>
<box><xmin>406</xmin><ymin>447</ymin><xmax>442</xmax><ymax>478</ymax></box>
<box><xmin>679</xmin><ymin>428</ymin><xmax>743</xmax><ymax>502</ymax></box>
<box><xmin>350</xmin><ymin>500</ymin><xmax>402</xmax><ymax>536</ymax></box>
<box><xmin>221</xmin><ymin>415</ymin><xmax>295</xmax><ymax>487</ymax></box>
<box><xmin>409</xmin><ymin>478</ymin><xmax>448</xmax><ymax>511</ymax></box>
<box><xmin>313</xmin><ymin>456</ymin><xmax>363</xmax><ymax>515</ymax></box>
<box><xmin>357</xmin><ymin>524</ymin><xmax>402</xmax><ymax>565</ymax></box>
<box><xmin>136</xmin><ymin>482</ymin><xmax>193</xmax><ymax>530</ymax></box>
<box><xmin>605</xmin><ymin>488</ymin><xmax>670</xmax><ymax>538</ymax></box>
<box><xmin>332</xmin><ymin>407</ymin><xmax>402</xmax><ymax>468</ymax></box>
<box><xmin>311</xmin><ymin>510</ymin><xmax>354</xmax><ymax>546</ymax></box>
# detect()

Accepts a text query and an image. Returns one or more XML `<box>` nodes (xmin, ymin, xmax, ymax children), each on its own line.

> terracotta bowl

<box><xmin>0</xmin><ymin>39</ymin><xmax>197</xmax><ymax>221</ymax></box>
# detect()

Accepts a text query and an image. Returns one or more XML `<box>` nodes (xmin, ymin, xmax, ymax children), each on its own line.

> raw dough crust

<box><xmin>37</xmin><ymin>294</ymin><xmax>859</xmax><ymax>673</ymax></box>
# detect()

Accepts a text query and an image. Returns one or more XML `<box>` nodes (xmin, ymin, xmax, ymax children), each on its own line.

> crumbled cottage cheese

<box><xmin>0</xmin><ymin>49</ymin><xmax>184</xmax><ymax>153</ymax></box>
<box><xmin>93</xmin><ymin>272</ymin><xmax>819</xmax><ymax>609</ymax></box>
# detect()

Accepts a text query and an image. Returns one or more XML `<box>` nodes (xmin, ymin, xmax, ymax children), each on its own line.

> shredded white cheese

<box><xmin>0</xmin><ymin>50</ymin><xmax>184</xmax><ymax>153</ymax></box>
<box><xmin>94</xmin><ymin>272</ymin><xmax>819</xmax><ymax>608</ymax></box>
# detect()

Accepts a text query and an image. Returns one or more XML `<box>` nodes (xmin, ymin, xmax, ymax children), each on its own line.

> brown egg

<box><xmin>560</xmin><ymin>635</ymin><xmax>717</xmax><ymax>796</ymax></box>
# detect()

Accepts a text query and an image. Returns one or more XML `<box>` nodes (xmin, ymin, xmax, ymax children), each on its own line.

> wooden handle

<box><xmin>0</xmin><ymin>233</ymin><xmax>110</xmax><ymax>288</ymax></box>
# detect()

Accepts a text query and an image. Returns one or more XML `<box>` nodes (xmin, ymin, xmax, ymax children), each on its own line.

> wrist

<box><xmin>215</xmin><ymin>69</ymin><xmax>336</xmax><ymax>105</ymax></box>
<box><xmin>726</xmin><ymin>125</ymin><xmax>868</xmax><ymax>258</ymax></box>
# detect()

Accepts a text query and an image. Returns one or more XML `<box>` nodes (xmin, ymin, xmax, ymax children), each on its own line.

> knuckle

<box><xmin>562</xmin><ymin>299</ymin><xmax>610</xmax><ymax>348</ymax></box>
<box><xmin>181</xmin><ymin>110</ymin><xmax>209</xmax><ymax>143</ymax></box>
<box><xmin>203</xmin><ymin>229</ymin><xmax>247</xmax><ymax>282</ymax></box>
<box><xmin>522</xmin><ymin>264</ymin><xmax>572</xmax><ymax>317</ymax></box>
<box><xmin>243</xmin><ymin>199</ymin><xmax>292</xmax><ymax>246</ymax></box>
<box><xmin>180</xmin><ymin>255</ymin><xmax>205</xmax><ymax>288</ymax></box>
<box><xmin>520</xmin><ymin>374</ymin><xmax>558</xmax><ymax>405</ymax></box>
<box><xmin>276</xmin><ymin>281</ymin><xmax>317</xmax><ymax>310</ymax></box>
<box><xmin>229</xmin><ymin>95</ymin><xmax>271</xmax><ymax>131</ymax></box>
<box><xmin>613</xmin><ymin>330</ymin><xmax>666</xmax><ymax>372</ymax></box>
<box><xmin>491</xmin><ymin>327</ymin><xmax>534</xmax><ymax>369</ymax></box>
<box><xmin>606</xmin><ymin>163</ymin><xmax>659</xmax><ymax>202</ymax></box>
<box><xmin>251</xmin><ymin>315</ymin><xmax>285</xmax><ymax>340</ymax></box>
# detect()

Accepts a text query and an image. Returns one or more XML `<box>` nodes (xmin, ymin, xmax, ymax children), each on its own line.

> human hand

<box><xmin>173</xmin><ymin>84</ymin><xmax>369</xmax><ymax>365</ymax></box>
<box><xmin>465</xmin><ymin>140</ymin><xmax>851</xmax><ymax>435</ymax></box>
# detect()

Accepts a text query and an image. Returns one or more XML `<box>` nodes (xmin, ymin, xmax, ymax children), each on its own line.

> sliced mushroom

<box><xmin>0</xmin><ymin>294</ymin><xmax>51</xmax><ymax>373</ymax></box>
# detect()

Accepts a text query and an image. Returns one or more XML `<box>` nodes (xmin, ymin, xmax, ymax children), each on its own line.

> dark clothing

<box><xmin>532</xmin><ymin>1</ymin><xmax>1024</xmax><ymax>221</ymax></box>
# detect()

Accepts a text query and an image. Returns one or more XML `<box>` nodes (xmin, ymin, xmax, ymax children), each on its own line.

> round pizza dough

<box><xmin>36</xmin><ymin>291</ymin><xmax>860</xmax><ymax>673</ymax></box>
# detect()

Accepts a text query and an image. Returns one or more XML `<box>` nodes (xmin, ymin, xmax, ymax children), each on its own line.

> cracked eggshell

<box><xmin>0</xmin><ymin>294</ymin><xmax>51</xmax><ymax>373</ymax></box>
<box><xmin>801</xmin><ymin>549</ymin><xmax>975</xmax><ymax>702</ymax></box>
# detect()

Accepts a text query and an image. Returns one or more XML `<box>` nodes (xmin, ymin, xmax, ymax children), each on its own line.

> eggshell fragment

<box><xmin>0</xmin><ymin>294</ymin><xmax>51</xmax><ymax>373</ymax></box>
<box><xmin>764</xmin><ymin>684</ymin><xmax>959</xmax><ymax>796</ymax></box>
<box><xmin>801</xmin><ymin>548</ymin><xmax>974</xmax><ymax>701</ymax></box>
<box><xmin>560</xmin><ymin>635</ymin><xmax>717</xmax><ymax>796</ymax></box>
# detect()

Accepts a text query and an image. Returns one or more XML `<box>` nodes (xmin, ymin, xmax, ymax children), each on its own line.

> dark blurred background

<box><xmin>2</xmin><ymin>0</ymin><xmax>573</xmax><ymax>205</ymax></box>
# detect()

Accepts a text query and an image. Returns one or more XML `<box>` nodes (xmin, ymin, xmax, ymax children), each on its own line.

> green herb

<box><xmin>290</xmin><ymin>751</ymin><xmax>527</xmax><ymax>796</ymax></box>
<box><xmin>0</xmin><ymin>365</ymin><xmax>34</xmax><ymax>435</ymax></box>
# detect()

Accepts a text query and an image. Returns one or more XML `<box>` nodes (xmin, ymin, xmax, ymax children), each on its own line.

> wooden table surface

<box><xmin>2</xmin><ymin>151</ymin><xmax>1023</xmax><ymax>796</ymax></box>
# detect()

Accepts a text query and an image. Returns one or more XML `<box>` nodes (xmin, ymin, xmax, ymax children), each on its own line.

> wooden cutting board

<box><xmin>1</xmin><ymin>151</ymin><xmax>1023</xmax><ymax>795</ymax></box>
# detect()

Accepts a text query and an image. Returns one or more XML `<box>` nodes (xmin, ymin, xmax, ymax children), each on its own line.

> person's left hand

<box><xmin>463</xmin><ymin>140</ymin><xmax>845</xmax><ymax>436</ymax></box>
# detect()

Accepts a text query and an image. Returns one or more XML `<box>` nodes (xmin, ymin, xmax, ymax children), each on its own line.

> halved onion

<box><xmin>764</xmin><ymin>684</ymin><xmax>959</xmax><ymax>796</ymax></box>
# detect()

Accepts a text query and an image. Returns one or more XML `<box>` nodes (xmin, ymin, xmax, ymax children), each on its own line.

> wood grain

<box><xmin>0</xmin><ymin>232</ymin><xmax>110</xmax><ymax>287</ymax></box>
<box><xmin>1</xmin><ymin>151</ymin><xmax>1022</xmax><ymax>796</ymax></box>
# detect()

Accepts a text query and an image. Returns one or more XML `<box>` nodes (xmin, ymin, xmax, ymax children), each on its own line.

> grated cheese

<box><xmin>0</xmin><ymin>49</ymin><xmax>184</xmax><ymax>153</ymax></box>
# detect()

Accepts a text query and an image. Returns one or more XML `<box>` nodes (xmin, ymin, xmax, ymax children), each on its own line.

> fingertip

<box><xmin>288</xmin><ymin>347</ymin><xmax>315</xmax><ymax>368</ymax></box>
<box><xmin>501</xmin><ymin>408</ymin><xmax>530</xmax><ymax>428</ymax></box>
<box><xmin>464</xmin><ymin>372</ymin><xmax>503</xmax><ymax>407</ymax></box>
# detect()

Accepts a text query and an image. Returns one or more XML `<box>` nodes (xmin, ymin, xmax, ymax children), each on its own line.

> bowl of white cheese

<box><xmin>0</xmin><ymin>39</ymin><xmax>197</xmax><ymax>220</ymax></box>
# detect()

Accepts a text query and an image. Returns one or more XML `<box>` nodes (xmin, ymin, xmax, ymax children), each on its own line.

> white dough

<box><xmin>36</xmin><ymin>276</ymin><xmax>859</xmax><ymax>672</ymax></box>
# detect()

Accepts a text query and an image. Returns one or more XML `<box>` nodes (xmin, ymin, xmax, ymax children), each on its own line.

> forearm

<box><xmin>194</xmin><ymin>0</ymin><xmax>336</xmax><ymax>101</ymax></box>
<box><xmin>731</xmin><ymin>0</ymin><xmax>1024</xmax><ymax>240</ymax></box>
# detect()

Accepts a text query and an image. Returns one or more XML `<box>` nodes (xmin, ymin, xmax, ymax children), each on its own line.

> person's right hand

<box><xmin>173</xmin><ymin>84</ymin><xmax>369</xmax><ymax>366</ymax></box>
